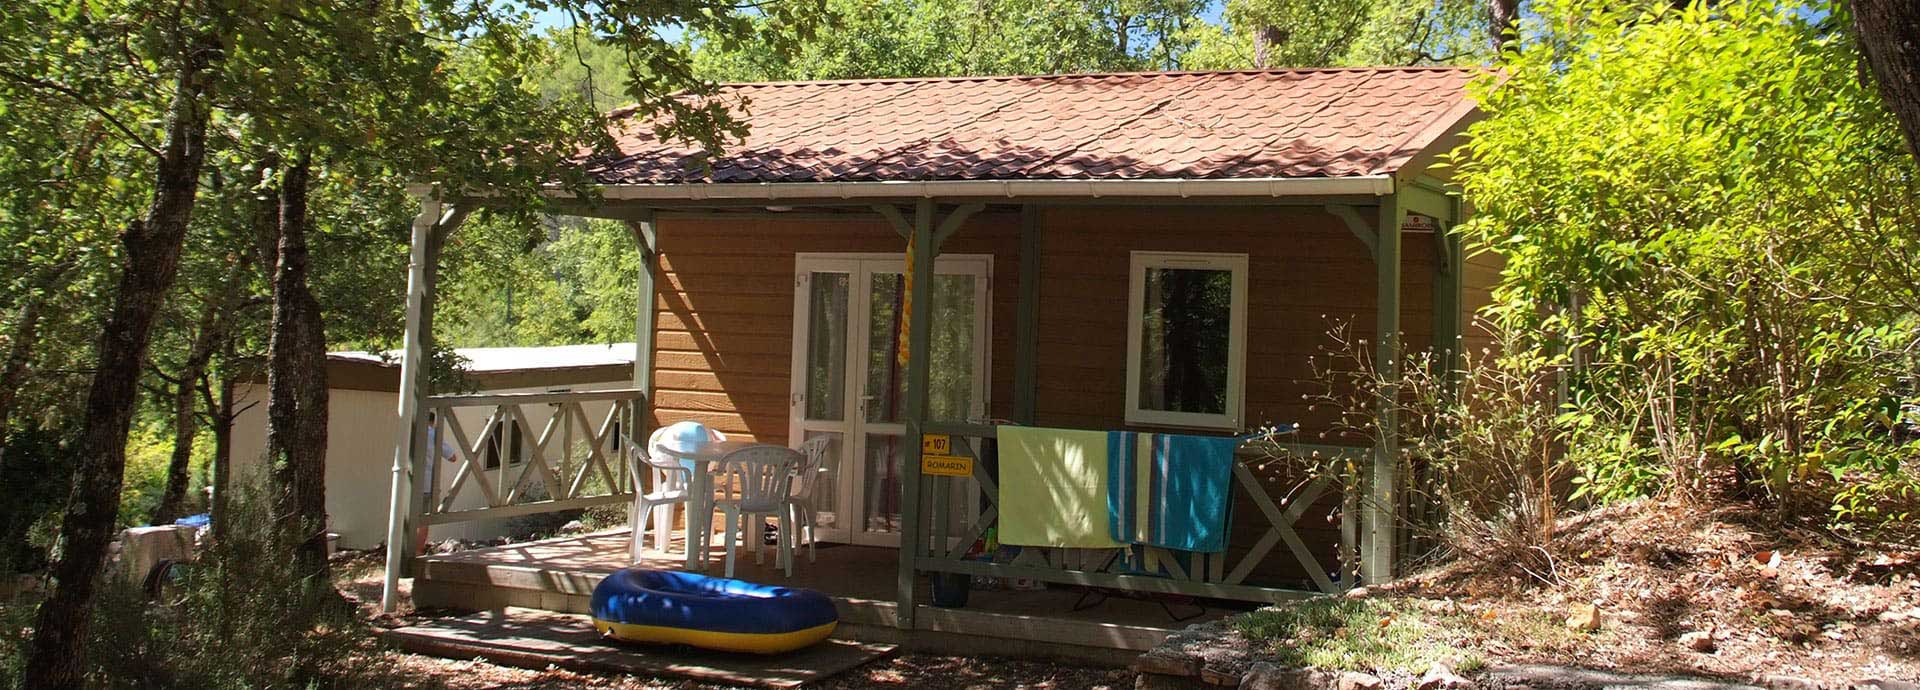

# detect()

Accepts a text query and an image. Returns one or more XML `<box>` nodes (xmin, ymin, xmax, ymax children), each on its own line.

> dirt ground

<box><xmin>331</xmin><ymin>560</ymin><xmax>1129</xmax><ymax>690</ymax></box>
<box><xmin>1385</xmin><ymin>498</ymin><xmax>1920</xmax><ymax>683</ymax></box>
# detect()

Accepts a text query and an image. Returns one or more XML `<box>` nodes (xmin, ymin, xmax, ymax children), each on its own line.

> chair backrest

<box><xmin>791</xmin><ymin>436</ymin><xmax>833</xmax><ymax>500</ymax></box>
<box><xmin>714</xmin><ymin>445</ymin><xmax>800</xmax><ymax>512</ymax></box>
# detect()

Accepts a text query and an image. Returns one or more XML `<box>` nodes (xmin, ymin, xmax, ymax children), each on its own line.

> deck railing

<box><xmin>907</xmin><ymin>421</ymin><xmax>1365</xmax><ymax>604</ymax></box>
<box><xmin>418</xmin><ymin>388</ymin><xmax>643</xmax><ymax>525</ymax></box>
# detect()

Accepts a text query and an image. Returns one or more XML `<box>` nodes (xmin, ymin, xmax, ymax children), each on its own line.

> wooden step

<box><xmin>382</xmin><ymin>607</ymin><xmax>896</xmax><ymax>689</ymax></box>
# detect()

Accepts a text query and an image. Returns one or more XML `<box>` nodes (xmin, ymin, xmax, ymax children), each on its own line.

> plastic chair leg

<box><xmin>779</xmin><ymin>511</ymin><xmax>794</xmax><ymax>577</ymax></box>
<box><xmin>651</xmin><ymin>502</ymin><xmax>674</xmax><ymax>553</ymax></box>
<box><xmin>723</xmin><ymin>509</ymin><xmax>739</xmax><ymax>579</ymax></box>
<box><xmin>628</xmin><ymin>500</ymin><xmax>645</xmax><ymax>563</ymax></box>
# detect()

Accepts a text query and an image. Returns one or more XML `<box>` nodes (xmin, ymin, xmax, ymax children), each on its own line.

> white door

<box><xmin>789</xmin><ymin>253</ymin><xmax>990</xmax><ymax>547</ymax></box>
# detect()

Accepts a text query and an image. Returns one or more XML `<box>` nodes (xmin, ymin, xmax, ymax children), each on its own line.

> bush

<box><xmin>1</xmin><ymin>467</ymin><xmax>365</xmax><ymax>689</ymax></box>
<box><xmin>1450</xmin><ymin>0</ymin><xmax>1920</xmax><ymax>533</ymax></box>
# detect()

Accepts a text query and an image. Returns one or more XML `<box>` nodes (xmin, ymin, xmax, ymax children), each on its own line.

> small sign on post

<box><xmin>921</xmin><ymin>434</ymin><xmax>950</xmax><ymax>455</ymax></box>
<box><xmin>921</xmin><ymin>454</ymin><xmax>973</xmax><ymax>477</ymax></box>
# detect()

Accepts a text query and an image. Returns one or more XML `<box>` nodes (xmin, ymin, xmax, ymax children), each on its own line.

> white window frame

<box><xmin>1124</xmin><ymin>251</ymin><xmax>1249</xmax><ymax>430</ymax></box>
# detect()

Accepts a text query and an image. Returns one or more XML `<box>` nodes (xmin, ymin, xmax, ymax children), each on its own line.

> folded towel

<box><xmin>997</xmin><ymin>426</ymin><xmax>1125</xmax><ymax>548</ymax></box>
<box><xmin>1106</xmin><ymin>432</ymin><xmax>1239</xmax><ymax>553</ymax></box>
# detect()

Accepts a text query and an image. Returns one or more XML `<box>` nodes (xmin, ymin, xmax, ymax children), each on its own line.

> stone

<box><xmin>1133</xmin><ymin>649</ymin><xmax>1202</xmax><ymax>678</ymax></box>
<box><xmin>1415</xmin><ymin>663</ymin><xmax>1471</xmax><ymax>690</ymax></box>
<box><xmin>1564</xmin><ymin>602</ymin><xmax>1603</xmax><ymax>632</ymax></box>
<box><xmin>1679</xmin><ymin>630</ymin><xmax>1716</xmax><ymax>653</ymax></box>
<box><xmin>1337</xmin><ymin>671</ymin><xmax>1383</xmax><ymax>690</ymax></box>
<box><xmin>1857</xmin><ymin>680</ymin><xmax>1920</xmax><ymax>690</ymax></box>
<box><xmin>1239</xmin><ymin>662</ymin><xmax>1331</xmax><ymax>690</ymax></box>
<box><xmin>1755</xmin><ymin>675</ymin><xmax>1821</xmax><ymax>690</ymax></box>
<box><xmin>1343</xmin><ymin>586</ymin><xmax>1371</xmax><ymax>599</ymax></box>
<box><xmin>560</xmin><ymin>520</ymin><xmax>587</xmax><ymax>533</ymax></box>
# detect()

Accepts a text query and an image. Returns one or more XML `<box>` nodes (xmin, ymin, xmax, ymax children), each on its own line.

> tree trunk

<box><xmin>265</xmin><ymin>153</ymin><xmax>331</xmax><ymax>586</ymax></box>
<box><xmin>21</xmin><ymin>34</ymin><xmax>219</xmax><ymax>690</ymax></box>
<box><xmin>1854</xmin><ymin>0</ymin><xmax>1920</xmax><ymax>162</ymax></box>
<box><xmin>151</xmin><ymin>300</ymin><xmax>221</xmax><ymax>525</ymax></box>
<box><xmin>1253</xmin><ymin>26</ymin><xmax>1286</xmax><ymax>68</ymax></box>
<box><xmin>0</xmin><ymin>292</ymin><xmax>51</xmax><ymax>464</ymax></box>
<box><xmin>203</xmin><ymin>360</ymin><xmax>236</xmax><ymax>544</ymax></box>
<box><xmin>1488</xmin><ymin>0</ymin><xmax>1520</xmax><ymax>53</ymax></box>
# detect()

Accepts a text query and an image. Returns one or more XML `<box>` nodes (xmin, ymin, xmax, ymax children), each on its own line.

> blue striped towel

<box><xmin>1106</xmin><ymin>432</ymin><xmax>1240</xmax><ymax>553</ymax></box>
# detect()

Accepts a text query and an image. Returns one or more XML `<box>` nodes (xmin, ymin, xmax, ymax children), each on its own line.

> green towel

<box><xmin>997</xmin><ymin>426</ymin><xmax>1125</xmax><ymax>548</ymax></box>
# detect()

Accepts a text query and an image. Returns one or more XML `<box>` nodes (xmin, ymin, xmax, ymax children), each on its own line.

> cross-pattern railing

<box><xmin>419</xmin><ymin>388</ymin><xmax>642</xmax><ymax>525</ymax></box>
<box><xmin>909</xmin><ymin>422</ymin><xmax>1364</xmax><ymax>604</ymax></box>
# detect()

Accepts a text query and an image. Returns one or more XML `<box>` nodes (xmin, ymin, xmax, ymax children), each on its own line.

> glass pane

<box><xmin>1138</xmin><ymin>266</ymin><xmax>1233</xmax><ymax>415</ymax></box>
<box><xmin>865</xmin><ymin>272</ymin><xmax>978</xmax><ymax>424</ymax></box>
<box><xmin>863</xmin><ymin>433</ymin><xmax>903</xmax><ymax>534</ymax></box>
<box><xmin>865</xmin><ymin>274</ymin><xmax>906</xmax><ymax>423</ymax></box>
<box><xmin>928</xmin><ymin>275</ymin><xmax>977</xmax><ymax>422</ymax></box>
<box><xmin>805</xmin><ymin>272</ymin><xmax>850</xmax><ymax>421</ymax></box>
<box><xmin>800</xmin><ymin>431</ymin><xmax>844</xmax><ymax>530</ymax></box>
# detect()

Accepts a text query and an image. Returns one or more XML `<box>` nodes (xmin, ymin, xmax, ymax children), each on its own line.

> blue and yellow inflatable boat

<box><xmin>589</xmin><ymin>568</ymin><xmax>838</xmax><ymax>654</ymax></box>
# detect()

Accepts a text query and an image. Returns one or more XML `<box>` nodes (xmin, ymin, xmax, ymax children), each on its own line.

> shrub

<box><xmin>1450</xmin><ymin>0</ymin><xmax>1920</xmax><ymax>532</ymax></box>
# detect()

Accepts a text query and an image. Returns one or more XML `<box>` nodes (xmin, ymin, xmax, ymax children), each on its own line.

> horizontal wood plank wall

<box><xmin>654</xmin><ymin>205</ymin><xmax>1439</xmax><ymax>590</ymax></box>
<box><xmin>1030</xmin><ymin>206</ymin><xmax>1436</xmax><ymax>587</ymax></box>
<box><xmin>1460</xmin><ymin>248</ymin><xmax>1504</xmax><ymax>358</ymax></box>
<box><xmin>651</xmin><ymin>212</ymin><xmax>1020</xmax><ymax>444</ymax></box>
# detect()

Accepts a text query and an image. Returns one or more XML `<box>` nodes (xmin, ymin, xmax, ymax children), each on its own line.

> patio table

<box><xmin>654</xmin><ymin>439</ymin><xmax>777</xmax><ymax>571</ymax></box>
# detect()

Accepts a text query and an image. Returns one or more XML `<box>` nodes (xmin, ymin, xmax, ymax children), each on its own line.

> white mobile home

<box><xmin>231</xmin><ymin>343</ymin><xmax>636</xmax><ymax>548</ymax></box>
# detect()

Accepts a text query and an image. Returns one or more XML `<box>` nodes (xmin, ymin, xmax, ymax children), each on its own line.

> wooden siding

<box><xmin>651</xmin><ymin>204</ymin><xmax>1473</xmax><ymax>589</ymax></box>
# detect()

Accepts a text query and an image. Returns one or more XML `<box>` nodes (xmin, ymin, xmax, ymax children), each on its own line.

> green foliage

<box><xmin>1185</xmin><ymin>0</ymin><xmax>1497</xmax><ymax>69</ymax></box>
<box><xmin>1452</xmin><ymin>0</ymin><xmax>1920</xmax><ymax>525</ymax></box>
<box><xmin>688</xmin><ymin>0</ymin><xmax>1199</xmax><ymax>81</ymax></box>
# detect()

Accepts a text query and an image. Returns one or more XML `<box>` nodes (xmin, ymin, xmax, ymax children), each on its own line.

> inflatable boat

<box><xmin>589</xmin><ymin>568</ymin><xmax>838</xmax><ymax>654</ymax></box>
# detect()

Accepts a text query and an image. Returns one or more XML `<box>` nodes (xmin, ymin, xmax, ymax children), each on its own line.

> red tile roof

<box><xmin>582</xmin><ymin>68</ymin><xmax>1483</xmax><ymax>185</ymax></box>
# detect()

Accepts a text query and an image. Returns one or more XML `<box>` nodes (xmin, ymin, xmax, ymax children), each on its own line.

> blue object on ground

<box><xmin>174</xmin><ymin>513</ymin><xmax>211</xmax><ymax>528</ymax></box>
<box><xmin>590</xmin><ymin>568</ymin><xmax>838</xmax><ymax>654</ymax></box>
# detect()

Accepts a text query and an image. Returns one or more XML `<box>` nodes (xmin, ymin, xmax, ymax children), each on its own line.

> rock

<box><xmin>560</xmin><ymin>519</ymin><xmax>587</xmax><ymax>533</ymax></box>
<box><xmin>1679</xmin><ymin>630</ymin><xmax>1716</xmax><ymax>652</ymax></box>
<box><xmin>1343</xmin><ymin>586</ymin><xmax>1371</xmax><ymax>599</ymax></box>
<box><xmin>1857</xmin><ymin>680</ymin><xmax>1920</xmax><ymax>690</ymax></box>
<box><xmin>1239</xmin><ymin>662</ymin><xmax>1330</xmax><ymax>690</ymax></box>
<box><xmin>1755</xmin><ymin>674</ymin><xmax>1820</xmax><ymax>690</ymax></box>
<box><xmin>1415</xmin><ymin>663</ymin><xmax>1471</xmax><ymax>690</ymax></box>
<box><xmin>1132</xmin><ymin>649</ymin><xmax>1202</xmax><ymax>678</ymax></box>
<box><xmin>1336</xmin><ymin>671</ymin><xmax>1383</xmax><ymax>690</ymax></box>
<box><xmin>1564</xmin><ymin>602</ymin><xmax>1603</xmax><ymax>632</ymax></box>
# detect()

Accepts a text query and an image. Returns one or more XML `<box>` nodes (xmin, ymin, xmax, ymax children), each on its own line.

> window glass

<box><xmin>1137</xmin><ymin>266</ymin><xmax>1233</xmax><ymax>415</ymax></box>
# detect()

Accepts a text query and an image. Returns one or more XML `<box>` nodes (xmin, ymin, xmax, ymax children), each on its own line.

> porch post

<box><xmin>628</xmin><ymin>211</ymin><xmax>659</xmax><ymax>476</ymax></box>
<box><xmin>896</xmin><ymin>199</ymin><xmax>937</xmax><ymax>629</ymax></box>
<box><xmin>1364</xmin><ymin>193</ymin><xmax>1405</xmax><ymax>585</ymax></box>
<box><xmin>1013</xmin><ymin>204</ymin><xmax>1041</xmax><ymax>424</ymax></box>
<box><xmin>383</xmin><ymin>194</ymin><xmax>458</xmax><ymax>613</ymax></box>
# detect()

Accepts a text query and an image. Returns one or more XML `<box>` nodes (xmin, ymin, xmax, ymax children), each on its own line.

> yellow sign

<box><xmin>921</xmin><ymin>454</ymin><xmax>973</xmax><ymax>477</ymax></box>
<box><xmin>921</xmin><ymin>434</ymin><xmax>950</xmax><ymax>455</ymax></box>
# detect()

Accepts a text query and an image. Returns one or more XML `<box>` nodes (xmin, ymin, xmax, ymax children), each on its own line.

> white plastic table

<box><xmin>655</xmin><ymin>439</ymin><xmax>768</xmax><ymax>571</ymax></box>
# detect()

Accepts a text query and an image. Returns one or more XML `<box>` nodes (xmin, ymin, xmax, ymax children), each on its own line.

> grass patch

<box><xmin>1231</xmin><ymin>597</ymin><xmax>1486</xmax><ymax>673</ymax></box>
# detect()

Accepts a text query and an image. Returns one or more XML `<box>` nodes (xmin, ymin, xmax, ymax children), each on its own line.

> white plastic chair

<box><xmin>786</xmin><ymin>436</ymin><xmax>834</xmax><ymax>563</ymax></box>
<box><xmin>712</xmin><ymin>445</ymin><xmax>801</xmax><ymax>578</ymax></box>
<box><xmin>626</xmin><ymin>425</ymin><xmax>725</xmax><ymax>562</ymax></box>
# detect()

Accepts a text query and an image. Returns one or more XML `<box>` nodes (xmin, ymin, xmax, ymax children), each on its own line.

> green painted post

<box><xmin>1366</xmin><ymin>194</ymin><xmax>1404</xmax><ymax>585</ymax></box>
<box><xmin>896</xmin><ymin>200</ymin><xmax>937</xmax><ymax>629</ymax></box>
<box><xmin>630</xmin><ymin>212</ymin><xmax>659</xmax><ymax>488</ymax></box>
<box><xmin>1013</xmin><ymin>205</ymin><xmax>1041</xmax><ymax>424</ymax></box>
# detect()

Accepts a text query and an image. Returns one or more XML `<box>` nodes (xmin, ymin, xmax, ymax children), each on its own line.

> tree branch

<box><xmin>0</xmin><ymin>68</ymin><xmax>162</xmax><ymax>159</ymax></box>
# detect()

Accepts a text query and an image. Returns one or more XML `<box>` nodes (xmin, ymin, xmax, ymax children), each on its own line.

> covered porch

<box><xmin>378</xmin><ymin>69</ymin><xmax>1483</xmax><ymax>651</ymax></box>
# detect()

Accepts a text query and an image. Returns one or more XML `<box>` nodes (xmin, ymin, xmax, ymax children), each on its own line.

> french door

<box><xmin>788</xmin><ymin>253</ymin><xmax>990</xmax><ymax>547</ymax></box>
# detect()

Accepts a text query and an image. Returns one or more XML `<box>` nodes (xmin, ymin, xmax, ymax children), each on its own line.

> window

<box><xmin>482</xmin><ymin>418</ymin><xmax>524</xmax><ymax>470</ymax></box>
<box><xmin>1125</xmin><ymin>251</ymin><xmax>1248</xmax><ymax>430</ymax></box>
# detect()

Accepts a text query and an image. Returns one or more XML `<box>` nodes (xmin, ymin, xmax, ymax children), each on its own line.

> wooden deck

<box><xmin>413</xmin><ymin>529</ymin><xmax>1240</xmax><ymax>662</ymax></box>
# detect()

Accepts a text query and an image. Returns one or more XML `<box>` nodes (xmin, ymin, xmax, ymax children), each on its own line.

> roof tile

<box><xmin>580</xmin><ymin>68</ymin><xmax>1481</xmax><ymax>184</ymax></box>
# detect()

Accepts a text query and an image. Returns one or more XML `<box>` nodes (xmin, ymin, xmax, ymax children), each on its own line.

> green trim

<box><xmin>914</xmin><ymin>558</ymin><xmax>1321</xmax><ymax>604</ymax></box>
<box><xmin>932</xmin><ymin>203</ymin><xmax>985</xmax><ymax>250</ymax></box>
<box><xmin>896</xmin><ymin>199</ymin><xmax>938</xmax><ymax>629</ymax></box>
<box><xmin>1326</xmin><ymin>204</ymin><xmax>1377</xmax><ymax>254</ymax></box>
<box><xmin>1398</xmin><ymin>181</ymin><xmax>1454</xmax><ymax>222</ymax></box>
<box><xmin>1366</xmin><ymin>193</ymin><xmax>1405</xmax><ymax>585</ymax></box>
<box><xmin>874</xmin><ymin>204</ymin><xmax>912</xmax><ymax>240</ymax></box>
<box><xmin>1013</xmin><ymin>205</ymin><xmax>1042</xmax><ymax>424</ymax></box>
